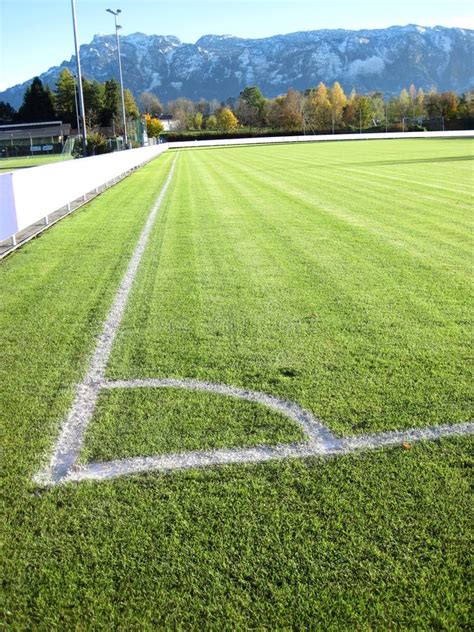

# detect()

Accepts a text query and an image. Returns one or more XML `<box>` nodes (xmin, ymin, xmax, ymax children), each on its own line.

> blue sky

<box><xmin>0</xmin><ymin>0</ymin><xmax>473</xmax><ymax>91</ymax></box>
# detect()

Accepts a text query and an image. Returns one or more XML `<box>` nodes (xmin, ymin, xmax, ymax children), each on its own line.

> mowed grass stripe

<box><xmin>208</xmin><ymin>145</ymin><xmax>472</xmax><ymax>271</ymax></box>
<box><xmin>197</xmin><ymin>145</ymin><xmax>472</xmax><ymax>339</ymax></box>
<box><xmin>206</xmin><ymin>143</ymin><xmax>473</xmax><ymax>292</ymax></box>
<box><xmin>264</xmin><ymin>138</ymin><xmax>474</xmax><ymax>195</ymax></box>
<box><xmin>252</xmin><ymin>142</ymin><xmax>473</xmax><ymax>230</ymax></box>
<box><xmin>222</xmin><ymin>143</ymin><xmax>473</xmax><ymax>259</ymax></box>
<box><xmin>107</xmin><ymin>140</ymin><xmax>472</xmax><ymax>435</ymax></box>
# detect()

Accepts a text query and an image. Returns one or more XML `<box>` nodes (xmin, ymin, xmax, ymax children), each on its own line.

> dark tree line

<box><xmin>0</xmin><ymin>70</ymin><xmax>139</xmax><ymax>134</ymax></box>
<box><xmin>1</xmin><ymin>75</ymin><xmax>472</xmax><ymax>134</ymax></box>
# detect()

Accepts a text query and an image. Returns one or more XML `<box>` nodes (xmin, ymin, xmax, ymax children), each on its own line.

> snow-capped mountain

<box><xmin>2</xmin><ymin>25</ymin><xmax>473</xmax><ymax>108</ymax></box>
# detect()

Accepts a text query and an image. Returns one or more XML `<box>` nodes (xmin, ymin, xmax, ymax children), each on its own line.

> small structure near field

<box><xmin>0</xmin><ymin>121</ymin><xmax>71</xmax><ymax>158</ymax></box>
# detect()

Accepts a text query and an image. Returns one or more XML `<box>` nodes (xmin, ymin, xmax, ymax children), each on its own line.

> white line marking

<box><xmin>33</xmin><ymin>153</ymin><xmax>474</xmax><ymax>487</ymax></box>
<box><xmin>34</xmin><ymin>157</ymin><xmax>178</xmax><ymax>485</ymax></box>
<box><xmin>66</xmin><ymin>421</ymin><xmax>474</xmax><ymax>483</ymax></box>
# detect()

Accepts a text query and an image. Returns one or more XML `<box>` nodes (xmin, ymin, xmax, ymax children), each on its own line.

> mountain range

<box><xmin>1</xmin><ymin>25</ymin><xmax>473</xmax><ymax>108</ymax></box>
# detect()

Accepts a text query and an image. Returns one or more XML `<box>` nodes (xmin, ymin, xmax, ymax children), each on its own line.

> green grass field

<box><xmin>1</xmin><ymin>139</ymin><xmax>473</xmax><ymax>628</ymax></box>
<box><xmin>0</xmin><ymin>154</ymin><xmax>72</xmax><ymax>172</ymax></box>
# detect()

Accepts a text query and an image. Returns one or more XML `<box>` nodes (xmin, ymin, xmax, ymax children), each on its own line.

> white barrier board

<box><xmin>0</xmin><ymin>144</ymin><xmax>168</xmax><ymax>242</ymax></box>
<box><xmin>171</xmin><ymin>129</ymin><xmax>474</xmax><ymax>149</ymax></box>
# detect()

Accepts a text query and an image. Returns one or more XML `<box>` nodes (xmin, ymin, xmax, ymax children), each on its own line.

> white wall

<box><xmin>0</xmin><ymin>144</ymin><xmax>168</xmax><ymax>242</ymax></box>
<box><xmin>171</xmin><ymin>129</ymin><xmax>474</xmax><ymax>149</ymax></box>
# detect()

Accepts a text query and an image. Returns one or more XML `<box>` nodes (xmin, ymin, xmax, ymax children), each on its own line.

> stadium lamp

<box><xmin>106</xmin><ymin>8</ymin><xmax>128</xmax><ymax>148</ymax></box>
<box><xmin>70</xmin><ymin>0</ymin><xmax>87</xmax><ymax>156</ymax></box>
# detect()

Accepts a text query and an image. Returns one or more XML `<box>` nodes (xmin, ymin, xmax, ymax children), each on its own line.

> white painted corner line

<box><xmin>33</xmin><ymin>155</ymin><xmax>474</xmax><ymax>486</ymax></box>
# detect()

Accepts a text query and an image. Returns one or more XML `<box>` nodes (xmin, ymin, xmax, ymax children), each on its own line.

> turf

<box><xmin>80</xmin><ymin>387</ymin><xmax>305</xmax><ymax>462</ymax></box>
<box><xmin>0</xmin><ymin>154</ymin><xmax>72</xmax><ymax>171</ymax></box>
<box><xmin>1</xmin><ymin>140</ymin><xmax>473</xmax><ymax>628</ymax></box>
<box><xmin>108</xmin><ymin>139</ymin><xmax>473</xmax><ymax>435</ymax></box>
<box><xmin>3</xmin><ymin>440</ymin><xmax>473</xmax><ymax>629</ymax></box>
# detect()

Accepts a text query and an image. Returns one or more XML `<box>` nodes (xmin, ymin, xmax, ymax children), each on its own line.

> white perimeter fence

<box><xmin>0</xmin><ymin>144</ymin><xmax>168</xmax><ymax>243</ymax></box>
<box><xmin>0</xmin><ymin>130</ymin><xmax>472</xmax><ymax>246</ymax></box>
<box><xmin>173</xmin><ymin>129</ymin><xmax>474</xmax><ymax>149</ymax></box>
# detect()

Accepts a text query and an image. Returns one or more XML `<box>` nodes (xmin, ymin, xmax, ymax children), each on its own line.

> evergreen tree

<box><xmin>0</xmin><ymin>101</ymin><xmax>16</xmax><ymax>124</ymax></box>
<box><xmin>101</xmin><ymin>79</ymin><xmax>120</xmax><ymax>127</ymax></box>
<box><xmin>17</xmin><ymin>77</ymin><xmax>55</xmax><ymax>122</ymax></box>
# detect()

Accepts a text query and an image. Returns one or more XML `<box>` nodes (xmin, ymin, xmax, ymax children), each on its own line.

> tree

<box><xmin>101</xmin><ymin>79</ymin><xmax>120</xmax><ymax>127</ymax></box>
<box><xmin>168</xmin><ymin>97</ymin><xmax>196</xmax><ymax>130</ymax></box>
<box><xmin>17</xmin><ymin>77</ymin><xmax>55</xmax><ymax>122</ymax></box>
<box><xmin>266</xmin><ymin>96</ymin><xmax>285</xmax><ymax>129</ymax></box>
<box><xmin>398</xmin><ymin>88</ymin><xmax>411</xmax><ymax>119</ymax></box>
<box><xmin>194</xmin><ymin>112</ymin><xmax>203</xmax><ymax>130</ymax></box>
<box><xmin>124</xmin><ymin>89</ymin><xmax>139</xmax><ymax>119</ymax></box>
<box><xmin>216</xmin><ymin>107</ymin><xmax>238</xmax><ymax>131</ymax></box>
<box><xmin>304</xmin><ymin>82</ymin><xmax>332</xmax><ymax>130</ymax></box>
<box><xmin>368</xmin><ymin>92</ymin><xmax>385</xmax><ymax>126</ymax></box>
<box><xmin>209</xmin><ymin>98</ymin><xmax>221</xmax><ymax>114</ymax></box>
<box><xmin>329</xmin><ymin>81</ymin><xmax>347</xmax><ymax>128</ymax></box>
<box><xmin>144</xmin><ymin>113</ymin><xmax>164</xmax><ymax>137</ymax></box>
<box><xmin>439</xmin><ymin>92</ymin><xmax>459</xmax><ymax>119</ymax></box>
<box><xmin>342</xmin><ymin>88</ymin><xmax>358</xmax><ymax>127</ymax></box>
<box><xmin>458</xmin><ymin>91</ymin><xmax>474</xmax><ymax>118</ymax></box>
<box><xmin>425</xmin><ymin>88</ymin><xmax>442</xmax><ymax>118</ymax></box>
<box><xmin>267</xmin><ymin>89</ymin><xmax>303</xmax><ymax>131</ymax></box>
<box><xmin>86</xmin><ymin>131</ymin><xmax>109</xmax><ymax>156</ymax></box>
<box><xmin>206</xmin><ymin>114</ymin><xmax>217</xmax><ymax>129</ymax></box>
<box><xmin>82</xmin><ymin>78</ymin><xmax>103</xmax><ymax>128</ymax></box>
<box><xmin>0</xmin><ymin>101</ymin><xmax>16</xmax><ymax>124</ymax></box>
<box><xmin>415</xmin><ymin>88</ymin><xmax>426</xmax><ymax>117</ymax></box>
<box><xmin>139</xmin><ymin>91</ymin><xmax>163</xmax><ymax>117</ymax></box>
<box><xmin>409</xmin><ymin>83</ymin><xmax>417</xmax><ymax>118</ymax></box>
<box><xmin>343</xmin><ymin>92</ymin><xmax>372</xmax><ymax>129</ymax></box>
<box><xmin>237</xmin><ymin>86</ymin><xmax>266</xmax><ymax>128</ymax></box>
<box><xmin>356</xmin><ymin>95</ymin><xmax>373</xmax><ymax>129</ymax></box>
<box><xmin>280</xmin><ymin>89</ymin><xmax>303</xmax><ymax>130</ymax></box>
<box><xmin>55</xmin><ymin>69</ymin><xmax>76</xmax><ymax>125</ymax></box>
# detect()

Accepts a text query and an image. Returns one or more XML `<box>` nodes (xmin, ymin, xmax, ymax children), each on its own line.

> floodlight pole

<box><xmin>107</xmin><ymin>8</ymin><xmax>128</xmax><ymax>148</ymax></box>
<box><xmin>71</xmin><ymin>0</ymin><xmax>87</xmax><ymax>156</ymax></box>
<box><xmin>73</xmin><ymin>74</ymin><xmax>81</xmax><ymax>141</ymax></box>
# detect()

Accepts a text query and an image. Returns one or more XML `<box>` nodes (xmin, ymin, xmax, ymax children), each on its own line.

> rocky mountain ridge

<box><xmin>1</xmin><ymin>25</ymin><xmax>473</xmax><ymax>108</ymax></box>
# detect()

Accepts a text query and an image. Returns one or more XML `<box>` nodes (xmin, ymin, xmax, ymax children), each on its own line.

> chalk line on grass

<box><xmin>66</xmin><ymin>418</ymin><xmax>474</xmax><ymax>483</ymax></box>
<box><xmin>33</xmin><ymin>152</ymin><xmax>474</xmax><ymax>487</ymax></box>
<box><xmin>34</xmin><ymin>157</ymin><xmax>178</xmax><ymax>485</ymax></box>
